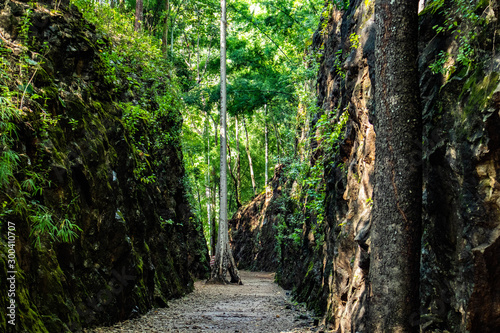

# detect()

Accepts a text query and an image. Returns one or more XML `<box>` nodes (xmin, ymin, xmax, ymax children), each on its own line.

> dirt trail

<box><xmin>86</xmin><ymin>271</ymin><xmax>321</xmax><ymax>333</ymax></box>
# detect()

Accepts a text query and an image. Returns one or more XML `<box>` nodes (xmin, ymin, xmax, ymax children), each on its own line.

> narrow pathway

<box><xmin>86</xmin><ymin>271</ymin><xmax>320</xmax><ymax>333</ymax></box>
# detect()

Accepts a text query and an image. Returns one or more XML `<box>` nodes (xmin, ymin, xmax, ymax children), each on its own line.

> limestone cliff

<box><xmin>0</xmin><ymin>1</ymin><xmax>209</xmax><ymax>331</ymax></box>
<box><xmin>229</xmin><ymin>165</ymin><xmax>286</xmax><ymax>272</ymax></box>
<box><xmin>230</xmin><ymin>0</ymin><xmax>500</xmax><ymax>331</ymax></box>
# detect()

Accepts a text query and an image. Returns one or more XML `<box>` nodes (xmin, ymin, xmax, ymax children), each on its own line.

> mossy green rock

<box><xmin>0</xmin><ymin>1</ymin><xmax>209</xmax><ymax>331</ymax></box>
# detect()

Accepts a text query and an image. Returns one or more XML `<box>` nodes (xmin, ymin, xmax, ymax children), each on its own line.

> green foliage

<box><xmin>30</xmin><ymin>202</ymin><xmax>82</xmax><ymax>248</ymax></box>
<box><xmin>315</xmin><ymin>109</ymin><xmax>349</xmax><ymax>159</ymax></box>
<box><xmin>0</xmin><ymin>6</ymin><xmax>82</xmax><ymax>248</ymax></box>
<box><xmin>159</xmin><ymin>217</ymin><xmax>175</xmax><ymax>227</ymax></box>
<box><xmin>274</xmin><ymin>197</ymin><xmax>304</xmax><ymax>256</ymax></box>
<box><xmin>429</xmin><ymin>50</ymin><xmax>451</xmax><ymax>74</ymax></box>
<box><xmin>319</xmin><ymin>3</ymin><xmax>332</xmax><ymax>38</ymax></box>
<box><xmin>275</xmin><ymin>107</ymin><xmax>348</xmax><ymax>256</ymax></box>
<box><xmin>333</xmin><ymin>0</ymin><xmax>350</xmax><ymax>11</ymax></box>
<box><xmin>349</xmin><ymin>32</ymin><xmax>360</xmax><ymax>50</ymax></box>
<box><xmin>73</xmin><ymin>2</ymin><xmax>184</xmax><ymax>185</ymax></box>
<box><xmin>301</xmin><ymin>109</ymin><xmax>348</xmax><ymax>222</ymax></box>
<box><xmin>180</xmin><ymin>0</ymin><xmax>326</xmax><ymax>237</ymax></box>
<box><xmin>333</xmin><ymin>49</ymin><xmax>346</xmax><ymax>79</ymax></box>
<box><xmin>429</xmin><ymin>0</ymin><xmax>488</xmax><ymax>74</ymax></box>
<box><xmin>73</xmin><ymin>0</ymin><xmax>326</xmax><ymax>251</ymax></box>
<box><xmin>20</xmin><ymin>9</ymin><xmax>33</xmax><ymax>43</ymax></box>
<box><xmin>0</xmin><ymin>80</ymin><xmax>21</xmax><ymax>187</ymax></box>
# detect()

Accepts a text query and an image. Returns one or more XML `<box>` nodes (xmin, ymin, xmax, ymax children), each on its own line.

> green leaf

<box><xmin>58</xmin><ymin>96</ymin><xmax>66</xmax><ymax>108</ymax></box>
<box><xmin>26</xmin><ymin>59</ymin><xmax>38</xmax><ymax>66</ymax></box>
<box><xmin>18</xmin><ymin>83</ymin><xmax>34</xmax><ymax>95</ymax></box>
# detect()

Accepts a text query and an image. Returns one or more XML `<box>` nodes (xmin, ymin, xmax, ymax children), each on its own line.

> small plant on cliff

<box><xmin>333</xmin><ymin>49</ymin><xmax>346</xmax><ymax>79</ymax></box>
<box><xmin>429</xmin><ymin>0</ymin><xmax>488</xmax><ymax>74</ymax></box>
<box><xmin>74</xmin><ymin>2</ymin><xmax>183</xmax><ymax>185</ymax></box>
<box><xmin>333</xmin><ymin>0</ymin><xmax>350</xmax><ymax>11</ymax></box>
<box><xmin>276</xmin><ymin>107</ymin><xmax>348</xmax><ymax>255</ymax></box>
<box><xmin>0</xmin><ymin>11</ymin><xmax>82</xmax><ymax>248</ymax></box>
<box><xmin>30</xmin><ymin>205</ymin><xmax>82</xmax><ymax>247</ymax></box>
<box><xmin>349</xmin><ymin>32</ymin><xmax>360</xmax><ymax>50</ymax></box>
<box><xmin>430</xmin><ymin>51</ymin><xmax>451</xmax><ymax>74</ymax></box>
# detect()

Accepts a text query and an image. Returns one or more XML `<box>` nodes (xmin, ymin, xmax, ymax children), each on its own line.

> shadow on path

<box><xmin>85</xmin><ymin>271</ymin><xmax>321</xmax><ymax>332</ymax></box>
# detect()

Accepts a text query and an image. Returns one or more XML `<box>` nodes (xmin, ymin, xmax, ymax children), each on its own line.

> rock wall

<box><xmin>230</xmin><ymin>0</ymin><xmax>500</xmax><ymax>331</ymax></box>
<box><xmin>229</xmin><ymin>165</ymin><xmax>286</xmax><ymax>272</ymax></box>
<box><xmin>0</xmin><ymin>1</ymin><xmax>209</xmax><ymax>332</ymax></box>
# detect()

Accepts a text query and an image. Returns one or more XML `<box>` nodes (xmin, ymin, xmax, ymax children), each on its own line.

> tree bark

<box><xmin>242</xmin><ymin>116</ymin><xmax>257</xmax><ymax>196</ymax></box>
<box><xmin>235</xmin><ymin>116</ymin><xmax>241</xmax><ymax>205</ymax></box>
<box><xmin>134</xmin><ymin>0</ymin><xmax>143</xmax><ymax>32</ymax></box>
<box><xmin>211</xmin><ymin>183</ymin><xmax>217</xmax><ymax>256</ymax></box>
<box><xmin>227</xmin><ymin>139</ymin><xmax>242</xmax><ymax>208</ymax></box>
<box><xmin>369</xmin><ymin>0</ymin><xmax>422</xmax><ymax>332</ymax></box>
<box><xmin>206</xmin><ymin>116</ymin><xmax>212</xmax><ymax>256</ymax></box>
<box><xmin>264</xmin><ymin>105</ymin><xmax>269</xmax><ymax>197</ymax></box>
<box><xmin>272</xmin><ymin>122</ymin><xmax>281</xmax><ymax>163</ymax></box>
<box><xmin>209</xmin><ymin>0</ymin><xmax>241</xmax><ymax>284</ymax></box>
<box><xmin>161</xmin><ymin>0</ymin><xmax>170</xmax><ymax>54</ymax></box>
<box><xmin>196</xmin><ymin>19</ymin><xmax>201</xmax><ymax>83</ymax></box>
<box><xmin>170</xmin><ymin>18</ymin><xmax>175</xmax><ymax>54</ymax></box>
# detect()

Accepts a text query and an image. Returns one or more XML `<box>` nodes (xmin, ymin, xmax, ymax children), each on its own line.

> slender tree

<box><xmin>205</xmin><ymin>115</ymin><xmax>212</xmax><ymax>256</ymax></box>
<box><xmin>273</xmin><ymin>122</ymin><xmax>282</xmax><ymax>163</ymax></box>
<box><xmin>209</xmin><ymin>0</ymin><xmax>241</xmax><ymax>284</ymax></box>
<box><xmin>242</xmin><ymin>116</ymin><xmax>257</xmax><ymax>196</ymax></box>
<box><xmin>227</xmin><ymin>138</ymin><xmax>242</xmax><ymax>208</ymax></box>
<box><xmin>369</xmin><ymin>0</ymin><xmax>422</xmax><ymax>332</ymax></box>
<box><xmin>264</xmin><ymin>104</ymin><xmax>269</xmax><ymax>197</ymax></box>
<box><xmin>134</xmin><ymin>0</ymin><xmax>144</xmax><ymax>31</ymax></box>
<box><xmin>211</xmin><ymin>182</ymin><xmax>217</xmax><ymax>256</ymax></box>
<box><xmin>235</xmin><ymin>116</ymin><xmax>241</xmax><ymax>205</ymax></box>
<box><xmin>161</xmin><ymin>0</ymin><xmax>170</xmax><ymax>53</ymax></box>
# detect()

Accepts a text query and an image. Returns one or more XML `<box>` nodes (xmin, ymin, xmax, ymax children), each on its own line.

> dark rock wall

<box><xmin>229</xmin><ymin>165</ymin><xmax>286</xmax><ymax>272</ymax></box>
<box><xmin>0</xmin><ymin>1</ymin><xmax>209</xmax><ymax>332</ymax></box>
<box><xmin>230</xmin><ymin>0</ymin><xmax>500</xmax><ymax>332</ymax></box>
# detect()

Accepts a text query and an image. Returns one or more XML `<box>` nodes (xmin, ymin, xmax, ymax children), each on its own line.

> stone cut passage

<box><xmin>85</xmin><ymin>271</ymin><xmax>318</xmax><ymax>333</ymax></box>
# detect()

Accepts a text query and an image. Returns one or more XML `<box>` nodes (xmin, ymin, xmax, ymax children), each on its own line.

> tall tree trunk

<box><xmin>170</xmin><ymin>18</ymin><xmax>175</xmax><ymax>54</ymax></box>
<box><xmin>134</xmin><ymin>0</ymin><xmax>143</xmax><ymax>32</ymax></box>
<box><xmin>206</xmin><ymin>116</ymin><xmax>212</xmax><ymax>256</ymax></box>
<box><xmin>235</xmin><ymin>116</ymin><xmax>241</xmax><ymax>205</ymax></box>
<box><xmin>264</xmin><ymin>105</ymin><xmax>269</xmax><ymax>197</ymax></box>
<box><xmin>273</xmin><ymin>122</ymin><xmax>281</xmax><ymax>164</ymax></box>
<box><xmin>161</xmin><ymin>0</ymin><xmax>170</xmax><ymax>54</ymax></box>
<box><xmin>227</xmin><ymin>140</ymin><xmax>242</xmax><ymax>208</ymax></box>
<box><xmin>211</xmin><ymin>183</ymin><xmax>217</xmax><ymax>256</ymax></box>
<box><xmin>369</xmin><ymin>0</ymin><xmax>421</xmax><ymax>332</ymax></box>
<box><xmin>242</xmin><ymin>116</ymin><xmax>257</xmax><ymax>196</ymax></box>
<box><xmin>213</xmin><ymin>116</ymin><xmax>218</xmax><ymax>147</ymax></box>
<box><xmin>196</xmin><ymin>24</ymin><xmax>201</xmax><ymax>83</ymax></box>
<box><xmin>210</xmin><ymin>0</ymin><xmax>241</xmax><ymax>284</ymax></box>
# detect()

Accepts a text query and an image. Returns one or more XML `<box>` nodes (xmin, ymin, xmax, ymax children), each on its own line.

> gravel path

<box><xmin>85</xmin><ymin>271</ymin><xmax>323</xmax><ymax>333</ymax></box>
